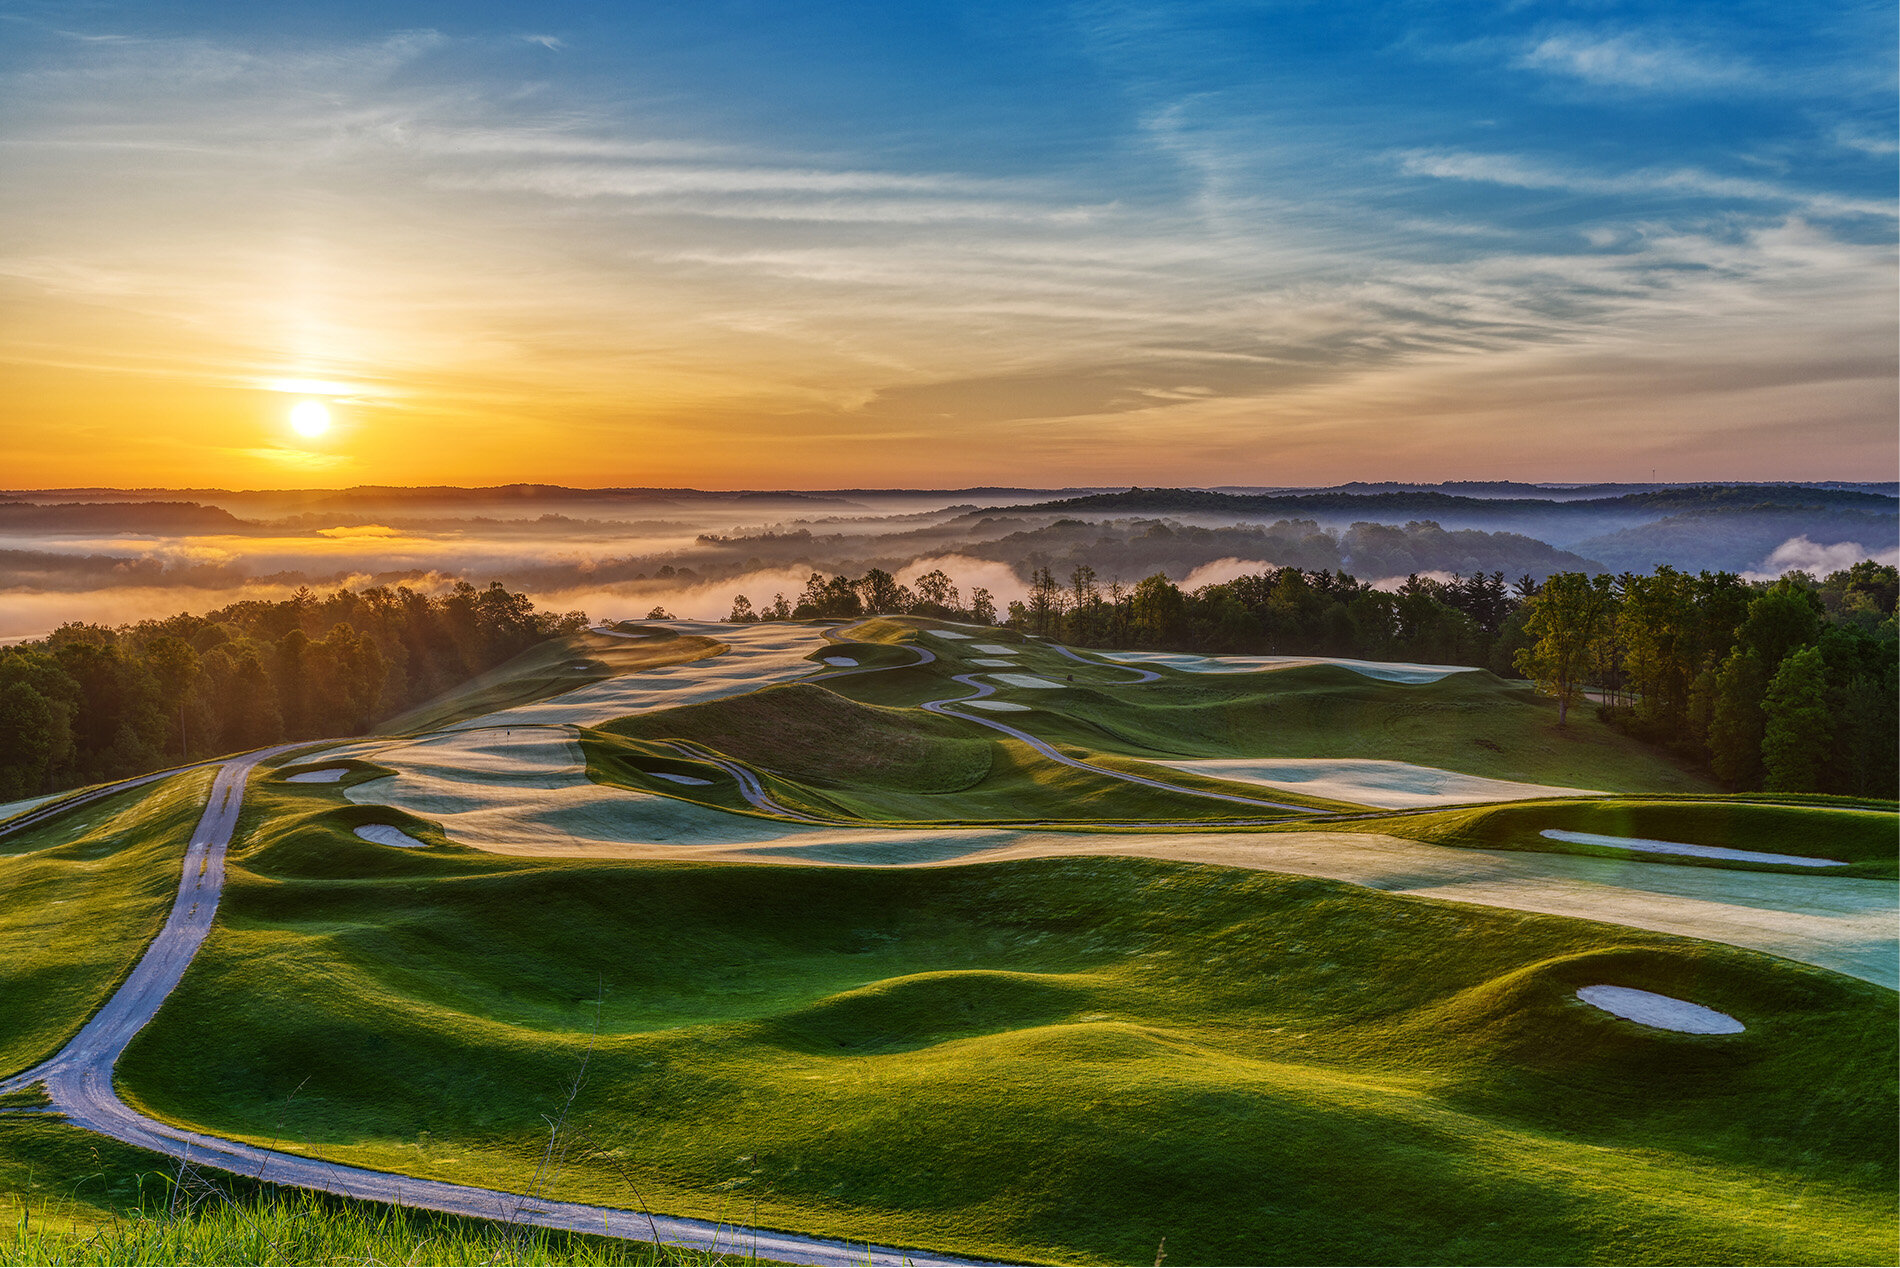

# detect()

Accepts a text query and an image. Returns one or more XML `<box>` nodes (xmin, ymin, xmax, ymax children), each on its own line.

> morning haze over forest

<box><xmin>1</xmin><ymin>2</ymin><xmax>1895</xmax><ymax>1267</ymax></box>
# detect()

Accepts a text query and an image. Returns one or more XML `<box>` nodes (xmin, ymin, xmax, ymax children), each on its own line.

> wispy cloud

<box><xmin>1515</xmin><ymin>30</ymin><xmax>1755</xmax><ymax>92</ymax></box>
<box><xmin>1397</xmin><ymin>149</ymin><xmax>1895</xmax><ymax>220</ymax></box>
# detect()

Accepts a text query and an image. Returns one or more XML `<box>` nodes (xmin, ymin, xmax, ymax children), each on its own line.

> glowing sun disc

<box><xmin>290</xmin><ymin>400</ymin><xmax>331</xmax><ymax>438</ymax></box>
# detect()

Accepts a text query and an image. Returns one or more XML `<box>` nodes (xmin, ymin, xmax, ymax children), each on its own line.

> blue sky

<box><xmin>0</xmin><ymin>0</ymin><xmax>1894</xmax><ymax>486</ymax></box>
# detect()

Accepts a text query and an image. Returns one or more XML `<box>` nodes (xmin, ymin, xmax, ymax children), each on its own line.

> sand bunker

<box><xmin>1159</xmin><ymin>759</ymin><xmax>1602</xmax><ymax>809</ymax></box>
<box><xmin>344</xmin><ymin>725</ymin><xmax>824</xmax><ymax>851</ymax></box>
<box><xmin>973</xmin><ymin>644</ymin><xmax>1017</xmax><ymax>655</ymax></box>
<box><xmin>969</xmin><ymin>658</ymin><xmax>1017</xmax><ymax>667</ymax></box>
<box><xmin>1541</xmin><ymin>829</ymin><xmax>1846</xmax><ymax>868</ymax></box>
<box><xmin>822</xmin><ymin>656</ymin><xmax>859</xmax><ymax>667</ymax></box>
<box><xmin>1575</xmin><ymin>985</ymin><xmax>1744</xmax><ymax>1034</ymax></box>
<box><xmin>928</xmin><ymin>630</ymin><xmax>974</xmax><ymax>639</ymax></box>
<box><xmin>285</xmin><ymin>768</ymin><xmax>349</xmax><ymax>784</ymax></box>
<box><xmin>990</xmin><ymin>673</ymin><xmax>1065</xmax><ymax>690</ymax></box>
<box><xmin>1102</xmin><ymin>650</ymin><xmax>1479</xmax><ymax>684</ymax></box>
<box><xmin>354</xmin><ymin>824</ymin><xmax>427</xmax><ymax>849</ymax></box>
<box><xmin>651</xmin><ymin>771</ymin><xmax>714</xmax><ymax>786</ymax></box>
<box><xmin>962</xmin><ymin>700</ymin><xmax>1032</xmax><ymax>712</ymax></box>
<box><xmin>455</xmin><ymin>622</ymin><xmax>836</xmax><ymax>730</ymax></box>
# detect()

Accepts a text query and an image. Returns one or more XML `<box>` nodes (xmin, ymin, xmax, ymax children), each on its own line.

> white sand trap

<box><xmin>651</xmin><ymin>771</ymin><xmax>714</xmax><ymax>786</ymax></box>
<box><xmin>963</xmin><ymin>699</ymin><xmax>1032</xmax><ymax>712</ymax></box>
<box><xmin>285</xmin><ymin>768</ymin><xmax>349</xmax><ymax>783</ymax></box>
<box><xmin>972</xmin><ymin>644</ymin><xmax>1017</xmax><ymax>655</ymax></box>
<box><xmin>1158</xmin><ymin>759</ymin><xmax>1602</xmax><ymax>809</ymax></box>
<box><xmin>345</xmin><ymin>724</ymin><xmax>822</xmax><ymax>851</ymax></box>
<box><xmin>969</xmin><ymin>658</ymin><xmax>1017</xmax><ymax>667</ymax></box>
<box><xmin>990</xmin><ymin>673</ymin><xmax>1066</xmax><ymax>690</ymax></box>
<box><xmin>822</xmin><ymin>656</ymin><xmax>859</xmax><ymax>667</ymax></box>
<box><xmin>1541</xmin><ymin>829</ymin><xmax>1846</xmax><ymax>869</ymax></box>
<box><xmin>455</xmin><ymin>622</ymin><xmax>836</xmax><ymax>730</ymax></box>
<box><xmin>355</xmin><ymin>824</ymin><xmax>427</xmax><ymax>848</ymax></box>
<box><xmin>928</xmin><ymin>630</ymin><xmax>974</xmax><ymax>639</ymax></box>
<box><xmin>1102</xmin><ymin>650</ymin><xmax>1480</xmax><ymax>684</ymax></box>
<box><xmin>1576</xmin><ymin>985</ymin><xmax>1744</xmax><ymax>1034</ymax></box>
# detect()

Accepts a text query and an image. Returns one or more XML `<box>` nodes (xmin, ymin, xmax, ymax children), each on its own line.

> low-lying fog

<box><xmin>2</xmin><ymin>483</ymin><xmax>1893</xmax><ymax>640</ymax></box>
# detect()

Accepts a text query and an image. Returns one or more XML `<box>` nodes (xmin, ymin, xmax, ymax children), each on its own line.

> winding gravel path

<box><xmin>0</xmin><ymin>744</ymin><xmax>990</xmax><ymax>1267</ymax></box>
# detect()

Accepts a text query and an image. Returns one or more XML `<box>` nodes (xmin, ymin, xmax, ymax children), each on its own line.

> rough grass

<box><xmin>0</xmin><ymin>770</ymin><xmax>212</xmax><ymax>1077</ymax></box>
<box><xmin>380</xmin><ymin>631</ymin><xmax>724</xmax><ymax>734</ymax></box>
<box><xmin>814</xmin><ymin>618</ymin><xmax>1718</xmax><ymax>795</ymax></box>
<box><xmin>591</xmin><ymin>684</ymin><xmax>1303</xmax><ymax>824</ymax></box>
<box><xmin>0</xmin><ymin>1119</ymin><xmax>756</xmax><ymax>1266</ymax></box>
<box><xmin>1337</xmin><ymin>799</ymin><xmax>1900</xmax><ymax>878</ymax></box>
<box><xmin>115</xmin><ymin>828</ymin><xmax>1896</xmax><ymax>1266</ymax></box>
<box><xmin>601</xmin><ymin>683</ymin><xmax>992</xmax><ymax>795</ymax></box>
<box><xmin>990</xmin><ymin>664</ymin><xmax>1719</xmax><ymax>794</ymax></box>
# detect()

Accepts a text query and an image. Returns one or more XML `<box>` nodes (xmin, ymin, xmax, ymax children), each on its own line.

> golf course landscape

<box><xmin>2</xmin><ymin>615</ymin><xmax>1894</xmax><ymax>1265</ymax></box>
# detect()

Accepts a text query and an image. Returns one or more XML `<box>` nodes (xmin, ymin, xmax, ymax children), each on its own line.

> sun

<box><xmin>289</xmin><ymin>399</ymin><xmax>331</xmax><ymax>439</ymax></box>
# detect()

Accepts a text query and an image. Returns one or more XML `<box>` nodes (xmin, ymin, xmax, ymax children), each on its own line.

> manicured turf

<box><xmin>1336</xmin><ymin>798</ymin><xmax>1900</xmax><ymax>878</ymax></box>
<box><xmin>380</xmin><ymin>630</ymin><xmax>724</xmax><ymax>734</ymax></box>
<box><xmin>593</xmin><ymin>683</ymin><xmax>1305</xmax><ymax>823</ymax></box>
<box><xmin>0</xmin><ymin>769</ymin><xmax>212</xmax><ymax>1077</ymax></box>
<box><xmin>117</xmin><ymin>822</ymin><xmax>1896</xmax><ymax>1266</ymax></box>
<box><xmin>826</xmin><ymin>618</ymin><xmax>1720</xmax><ymax>795</ymax></box>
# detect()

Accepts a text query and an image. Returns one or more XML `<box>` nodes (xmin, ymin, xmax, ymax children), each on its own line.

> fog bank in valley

<box><xmin>1</xmin><ymin>482</ymin><xmax>1892</xmax><ymax>641</ymax></box>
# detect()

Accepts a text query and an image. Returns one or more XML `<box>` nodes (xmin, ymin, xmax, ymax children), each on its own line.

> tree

<box><xmin>1513</xmin><ymin>572</ymin><xmax>1614</xmax><ymax>725</ymax></box>
<box><xmin>0</xmin><ymin>680</ymin><xmax>61</xmax><ymax>798</ymax></box>
<box><xmin>645</xmin><ymin>606</ymin><xmax>673</xmax><ymax>620</ymax></box>
<box><xmin>969</xmin><ymin>587</ymin><xmax>997</xmax><ymax>625</ymax></box>
<box><xmin>1708</xmin><ymin>649</ymin><xmax>1768</xmax><ymax>789</ymax></box>
<box><xmin>726</xmin><ymin>595</ymin><xmax>757</xmax><ymax>623</ymax></box>
<box><xmin>1129</xmin><ymin>574</ymin><xmax>1185</xmax><ymax>647</ymax></box>
<box><xmin>855</xmin><ymin>568</ymin><xmax>905</xmax><ymax>614</ymax></box>
<box><xmin>1761</xmin><ymin>645</ymin><xmax>1831</xmax><ymax>792</ymax></box>
<box><xmin>1026</xmin><ymin>568</ymin><xmax>1065</xmax><ymax>636</ymax></box>
<box><xmin>912</xmin><ymin>570</ymin><xmax>960</xmax><ymax>614</ymax></box>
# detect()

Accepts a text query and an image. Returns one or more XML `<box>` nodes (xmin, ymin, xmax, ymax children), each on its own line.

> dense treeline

<box><xmin>0</xmin><ymin>582</ymin><xmax>588</xmax><ymax>800</ymax></box>
<box><xmin>729</xmin><ymin>559</ymin><xmax>1897</xmax><ymax>797</ymax></box>
<box><xmin>1515</xmin><ymin>563</ymin><xmax>1897</xmax><ymax>797</ymax></box>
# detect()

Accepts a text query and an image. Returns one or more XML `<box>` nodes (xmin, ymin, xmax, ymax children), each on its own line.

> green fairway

<box><xmin>821</xmin><ymin>619</ymin><xmax>1720</xmax><ymax>795</ymax></box>
<box><xmin>0</xmin><ymin>770</ymin><xmax>212</xmax><ymax>1077</ymax></box>
<box><xmin>115</xmin><ymin>819</ymin><xmax>1896</xmax><ymax>1266</ymax></box>
<box><xmin>380</xmin><ymin>629</ymin><xmax>724</xmax><ymax>734</ymax></box>
<box><xmin>1334</xmin><ymin>798</ymin><xmax>1900</xmax><ymax>878</ymax></box>
<box><xmin>591</xmin><ymin>682</ymin><xmax>1316</xmax><ymax>823</ymax></box>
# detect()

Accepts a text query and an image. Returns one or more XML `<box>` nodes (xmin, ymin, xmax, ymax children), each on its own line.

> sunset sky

<box><xmin>2</xmin><ymin>1</ymin><xmax>1894</xmax><ymax>489</ymax></box>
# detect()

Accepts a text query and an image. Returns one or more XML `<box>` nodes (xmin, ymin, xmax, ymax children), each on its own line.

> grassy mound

<box><xmin>0</xmin><ymin>769</ymin><xmax>212</xmax><ymax>1077</ymax></box>
<box><xmin>593</xmin><ymin>684</ymin><xmax>1302</xmax><ymax>823</ymax></box>
<box><xmin>380</xmin><ymin>630</ymin><xmax>724</xmax><ymax>734</ymax></box>
<box><xmin>995</xmin><ymin>664</ymin><xmax>1717</xmax><ymax>793</ymax></box>
<box><xmin>601</xmin><ymin>683</ymin><xmax>991</xmax><ymax>795</ymax></box>
<box><xmin>117</xmin><ymin>842</ymin><xmax>1895</xmax><ymax>1265</ymax></box>
<box><xmin>1339</xmin><ymin>798</ymin><xmax>1899</xmax><ymax>877</ymax></box>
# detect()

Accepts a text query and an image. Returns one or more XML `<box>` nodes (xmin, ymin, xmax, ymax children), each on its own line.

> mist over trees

<box><xmin>0</xmin><ymin>581</ymin><xmax>588</xmax><ymax>800</ymax></box>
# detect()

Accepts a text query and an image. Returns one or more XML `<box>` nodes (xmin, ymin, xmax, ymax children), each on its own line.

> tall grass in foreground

<box><xmin>4</xmin><ymin>1179</ymin><xmax>766</xmax><ymax>1267</ymax></box>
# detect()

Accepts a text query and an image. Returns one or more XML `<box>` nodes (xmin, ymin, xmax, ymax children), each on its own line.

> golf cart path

<box><xmin>0</xmin><ymin>748</ymin><xmax>990</xmax><ymax>1268</ymax></box>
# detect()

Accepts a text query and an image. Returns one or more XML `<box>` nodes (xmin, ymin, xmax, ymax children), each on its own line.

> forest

<box><xmin>0</xmin><ymin>581</ymin><xmax>588</xmax><ymax>799</ymax></box>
